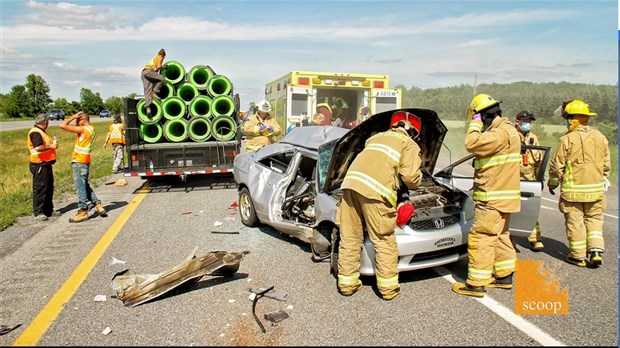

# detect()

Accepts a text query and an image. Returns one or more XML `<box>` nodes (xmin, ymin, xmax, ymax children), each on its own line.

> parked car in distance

<box><xmin>233</xmin><ymin>108</ymin><xmax>551</xmax><ymax>276</ymax></box>
<box><xmin>99</xmin><ymin>110</ymin><xmax>111</xmax><ymax>118</ymax></box>
<box><xmin>45</xmin><ymin>109</ymin><xmax>65</xmax><ymax>121</ymax></box>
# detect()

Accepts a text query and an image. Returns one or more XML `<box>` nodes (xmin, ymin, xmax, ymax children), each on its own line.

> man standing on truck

<box><xmin>60</xmin><ymin>111</ymin><xmax>108</xmax><ymax>223</ymax></box>
<box><xmin>141</xmin><ymin>48</ymin><xmax>166</xmax><ymax>116</ymax></box>
<box><xmin>337</xmin><ymin>111</ymin><xmax>423</xmax><ymax>301</ymax></box>
<box><xmin>103</xmin><ymin>115</ymin><xmax>126</xmax><ymax>174</ymax></box>
<box><xmin>243</xmin><ymin>100</ymin><xmax>281</xmax><ymax>152</ymax></box>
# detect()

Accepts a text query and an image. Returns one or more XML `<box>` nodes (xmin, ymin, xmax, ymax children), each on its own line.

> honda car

<box><xmin>233</xmin><ymin>108</ymin><xmax>551</xmax><ymax>276</ymax></box>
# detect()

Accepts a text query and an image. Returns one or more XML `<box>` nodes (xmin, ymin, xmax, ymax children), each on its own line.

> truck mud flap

<box><xmin>111</xmin><ymin>249</ymin><xmax>249</xmax><ymax>307</ymax></box>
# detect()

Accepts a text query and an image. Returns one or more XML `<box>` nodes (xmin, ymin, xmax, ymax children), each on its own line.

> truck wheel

<box><xmin>239</xmin><ymin>187</ymin><xmax>259</xmax><ymax>227</ymax></box>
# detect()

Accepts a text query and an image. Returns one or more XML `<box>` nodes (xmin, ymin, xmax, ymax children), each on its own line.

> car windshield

<box><xmin>317</xmin><ymin>139</ymin><xmax>338</xmax><ymax>192</ymax></box>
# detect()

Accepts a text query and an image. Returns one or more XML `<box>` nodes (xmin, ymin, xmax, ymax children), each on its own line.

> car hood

<box><xmin>320</xmin><ymin>108</ymin><xmax>447</xmax><ymax>193</ymax></box>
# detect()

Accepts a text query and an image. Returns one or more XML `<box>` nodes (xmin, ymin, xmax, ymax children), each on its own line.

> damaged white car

<box><xmin>233</xmin><ymin>108</ymin><xmax>551</xmax><ymax>275</ymax></box>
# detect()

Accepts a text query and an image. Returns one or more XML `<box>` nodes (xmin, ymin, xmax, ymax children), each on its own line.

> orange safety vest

<box><xmin>27</xmin><ymin>126</ymin><xmax>56</xmax><ymax>164</ymax></box>
<box><xmin>108</xmin><ymin>123</ymin><xmax>125</xmax><ymax>144</ymax></box>
<box><xmin>72</xmin><ymin>125</ymin><xmax>96</xmax><ymax>164</ymax></box>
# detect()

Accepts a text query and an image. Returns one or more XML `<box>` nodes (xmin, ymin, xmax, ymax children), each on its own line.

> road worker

<box><xmin>103</xmin><ymin>115</ymin><xmax>126</xmax><ymax>174</ymax></box>
<box><xmin>547</xmin><ymin>99</ymin><xmax>610</xmax><ymax>268</ymax></box>
<box><xmin>337</xmin><ymin>110</ymin><xmax>423</xmax><ymax>301</ymax></box>
<box><xmin>515</xmin><ymin>110</ymin><xmax>545</xmax><ymax>251</ymax></box>
<box><xmin>141</xmin><ymin>48</ymin><xmax>166</xmax><ymax>116</ymax></box>
<box><xmin>243</xmin><ymin>100</ymin><xmax>281</xmax><ymax>152</ymax></box>
<box><xmin>452</xmin><ymin>94</ymin><xmax>521</xmax><ymax>297</ymax></box>
<box><xmin>27</xmin><ymin>113</ymin><xmax>59</xmax><ymax>221</ymax></box>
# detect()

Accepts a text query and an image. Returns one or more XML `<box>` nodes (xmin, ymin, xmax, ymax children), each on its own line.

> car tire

<box><xmin>239</xmin><ymin>187</ymin><xmax>259</xmax><ymax>227</ymax></box>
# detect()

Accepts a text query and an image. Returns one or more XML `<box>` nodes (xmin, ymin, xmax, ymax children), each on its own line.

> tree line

<box><xmin>398</xmin><ymin>81</ymin><xmax>618</xmax><ymax>144</ymax></box>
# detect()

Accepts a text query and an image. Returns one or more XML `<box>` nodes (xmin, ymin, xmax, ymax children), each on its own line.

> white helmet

<box><xmin>257</xmin><ymin>100</ymin><xmax>272</xmax><ymax>113</ymax></box>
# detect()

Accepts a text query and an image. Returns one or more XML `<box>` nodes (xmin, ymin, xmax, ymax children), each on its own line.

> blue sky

<box><xmin>1</xmin><ymin>0</ymin><xmax>617</xmax><ymax>109</ymax></box>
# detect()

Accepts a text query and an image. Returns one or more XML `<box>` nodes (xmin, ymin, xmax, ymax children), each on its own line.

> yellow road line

<box><xmin>12</xmin><ymin>184</ymin><xmax>150</xmax><ymax>346</ymax></box>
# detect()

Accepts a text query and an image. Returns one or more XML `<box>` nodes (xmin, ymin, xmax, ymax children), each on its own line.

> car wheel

<box><xmin>239</xmin><ymin>187</ymin><xmax>259</xmax><ymax>227</ymax></box>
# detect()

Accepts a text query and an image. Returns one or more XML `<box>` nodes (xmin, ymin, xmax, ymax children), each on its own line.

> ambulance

<box><xmin>264</xmin><ymin>71</ymin><xmax>402</xmax><ymax>134</ymax></box>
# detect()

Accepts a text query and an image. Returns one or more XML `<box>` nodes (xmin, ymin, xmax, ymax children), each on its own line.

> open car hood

<box><xmin>320</xmin><ymin>108</ymin><xmax>447</xmax><ymax>193</ymax></box>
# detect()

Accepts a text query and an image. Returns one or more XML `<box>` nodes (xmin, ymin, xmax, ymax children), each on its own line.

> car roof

<box><xmin>279</xmin><ymin>126</ymin><xmax>349</xmax><ymax>151</ymax></box>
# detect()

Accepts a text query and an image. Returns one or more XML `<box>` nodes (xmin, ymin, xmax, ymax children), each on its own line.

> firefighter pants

<box><xmin>559</xmin><ymin>198</ymin><xmax>606</xmax><ymax>260</ymax></box>
<box><xmin>527</xmin><ymin>221</ymin><xmax>542</xmax><ymax>244</ymax></box>
<box><xmin>30</xmin><ymin>163</ymin><xmax>54</xmax><ymax>217</ymax></box>
<box><xmin>337</xmin><ymin>189</ymin><xmax>399</xmax><ymax>298</ymax></box>
<box><xmin>466</xmin><ymin>204</ymin><xmax>516</xmax><ymax>287</ymax></box>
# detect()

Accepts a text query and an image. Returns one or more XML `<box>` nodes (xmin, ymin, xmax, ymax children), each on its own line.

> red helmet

<box><xmin>390</xmin><ymin>111</ymin><xmax>421</xmax><ymax>136</ymax></box>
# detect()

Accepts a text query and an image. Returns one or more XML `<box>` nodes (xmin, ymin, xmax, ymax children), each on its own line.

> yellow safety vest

<box><xmin>27</xmin><ymin>126</ymin><xmax>56</xmax><ymax>164</ymax></box>
<box><xmin>108</xmin><ymin>123</ymin><xmax>125</xmax><ymax>144</ymax></box>
<box><xmin>72</xmin><ymin>125</ymin><xmax>96</xmax><ymax>164</ymax></box>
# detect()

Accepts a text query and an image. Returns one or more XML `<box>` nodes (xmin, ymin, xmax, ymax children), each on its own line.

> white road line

<box><xmin>541</xmin><ymin>198</ymin><xmax>618</xmax><ymax>220</ymax></box>
<box><xmin>433</xmin><ymin>266</ymin><xmax>565</xmax><ymax>347</ymax></box>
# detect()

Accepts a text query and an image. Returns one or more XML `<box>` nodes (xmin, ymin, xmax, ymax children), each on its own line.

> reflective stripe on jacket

<box><xmin>341</xmin><ymin>128</ymin><xmax>422</xmax><ymax>207</ymax></box>
<box><xmin>519</xmin><ymin>131</ymin><xmax>542</xmax><ymax>181</ymax></box>
<box><xmin>72</xmin><ymin>125</ymin><xmax>96</xmax><ymax>164</ymax></box>
<box><xmin>108</xmin><ymin>123</ymin><xmax>125</xmax><ymax>144</ymax></box>
<box><xmin>465</xmin><ymin>117</ymin><xmax>521</xmax><ymax>213</ymax></box>
<box><xmin>27</xmin><ymin>126</ymin><xmax>56</xmax><ymax>164</ymax></box>
<box><xmin>243</xmin><ymin>113</ymin><xmax>281</xmax><ymax>151</ymax></box>
<box><xmin>548</xmin><ymin>125</ymin><xmax>610</xmax><ymax>202</ymax></box>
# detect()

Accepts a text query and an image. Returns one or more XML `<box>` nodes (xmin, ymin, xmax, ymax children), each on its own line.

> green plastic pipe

<box><xmin>188</xmin><ymin>65</ymin><xmax>215</xmax><ymax>90</ymax></box>
<box><xmin>161</xmin><ymin>61</ymin><xmax>186</xmax><ymax>85</ymax></box>
<box><xmin>188</xmin><ymin>116</ymin><xmax>212</xmax><ymax>142</ymax></box>
<box><xmin>156</xmin><ymin>81</ymin><xmax>175</xmax><ymax>99</ymax></box>
<box><xmin>189</xmin><ymin>95</ymin><xmax>212</xmax><ymax>118</ymax></box>
<box><xmin>139</xmin><ymin>123</ymin><xmax>163</xmax><ymax>143</ymax></box>
<box><xmin>207</xmin><ymin>74</ymin><xmax>233</xmax><ymax>97</ymax></box>
<box><xmin>211</xmin><ymin>95</ymin><xmax>235</xmax><ymax>117</ymax></box>
<box><xmin>162</xmin><ymin>96</ymin><xmax>187</xmax><ymax>121</ymax></box>
<box><xmin>137</xmin><ymin>99</ymin><xmax>163</xmax><ymax>125</ymax></box>
<box><xmin>164</xmin><ymin>118</ymin><xmax>189</xmax><ymax>142</ymax></box>
<box><xmin>211</xmin><ymin>115</ymin><xmax>237</xmax><ymax>141</ymax></box>
<box><xmin>176</xmin><ymin>82</ymin><xmax>199</xmax><ymax>105</ymax></box>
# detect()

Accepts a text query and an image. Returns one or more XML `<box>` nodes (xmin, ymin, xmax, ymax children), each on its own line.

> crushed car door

<box><xmin>254</xmin><ymin>150</ymin><xmax>295</xmax><ymax>223</ymax></box>
<box><xmin>433</xmin><ymin>145</ymin><xmax>551</xmax><ymax>237</ymax></box>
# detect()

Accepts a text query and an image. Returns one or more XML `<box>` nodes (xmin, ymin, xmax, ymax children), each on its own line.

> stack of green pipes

<box><xmin>136</xmin><ymin>61</ymin><xmax>238</xmax><ymax>143</ymax></box>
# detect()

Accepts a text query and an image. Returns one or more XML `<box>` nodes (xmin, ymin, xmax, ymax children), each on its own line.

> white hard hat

<box><xmin>257</xmin><ymin>100</ymin><xmax>272</xmax><ymax>113</ymax></box>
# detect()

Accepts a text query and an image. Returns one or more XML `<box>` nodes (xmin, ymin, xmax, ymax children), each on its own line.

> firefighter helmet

<box><xmin>390</xmin><ymin>111</ymin><xmax>421</xmax><ymax>138</ymax></box>
<box><xmin>467</xmin><ymin>93</ymin><xmax>501</xmax><ymax>117</ymax></box>
<box><xmin>257</xmin><ymin>100</ymin><xmax>272</xmax><ymax>113</ymax></box>
<box><xmin>562</xmin><ymin>99</ymin><xmax>597</xmax><ymax>118</ymax></box>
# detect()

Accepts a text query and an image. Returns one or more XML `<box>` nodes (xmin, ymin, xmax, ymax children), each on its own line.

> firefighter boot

<box><xmin>486</xmin><ymin>273</ymin><xmax>513</xmax><ymax>289</ymax></box>
<box><xmin>69</xmin><ymin>209</ymin><xmax>89</xmax><ymax>223</ymax></box>
<box><xmin>338</xmin><ymin>279</ymin><xmax>362</xmax><ymax>297</ymax></box>
<box><xmin>588</xmin><ymin>249</ymin><xmax>603</xmax><ymax>268</ymax></box>
<box><xmin>381</xmin><ymin>286</ymin><xmax>401</xmax><ymax>301</ymax></box>
<box><xmin>95</xmin><ymin>203</ymin><xmax>108</xmax><ymax>217</ymax></box>
<box><xmin>452</xmin><ymin>282</ymin><xmax>485</xmax><ymax>298</ymax></box>
<box><xmin>565</xmin><ymin>255</ymin><xmax>586</xmax><ymax>267</ymax></box>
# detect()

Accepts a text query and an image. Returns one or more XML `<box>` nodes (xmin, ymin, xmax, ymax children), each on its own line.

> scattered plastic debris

<box><xmin>228</xmin><ymin>299</ymin><xmax>236</xmax><ymax>303</ymax></box>
<box><xmin>110</xmin><ymin>257</ymin><xmax>127</xmax><ymax>265</ymax></box>
<box><xmin>0</xmin><ymin>324</ymin><xmax>21</xmax><ymax>336</ymax></box>
<box><xmin>247</xmin><ymin>278</ymin><xmax>252</xmax><ymax>282</ymax></box>
<box><xmin>114</xmin><ymin>179</ymin><xmax>128</xmax><ymax>187</ymax></box>
<box><xmin>94</xmin><ymin>295</ymin><xmax>107</xmax><ymax>302</ymax></box>
<box><xmin>287</xmin><ymin>305</ymin><xmax>294</xmax><ymax>310</ymax></box>
<box><xmin>229</xmin><ymin>202</ymin><xmax>239</xmax><ymax>209</ymax></box>
<box><xmin>101</xmin><ymin>326</ymin><xmax>112</xmax><ymax>335</ymax></box>
<box><xmin>214</xmin><ymin>221</ymin><xmax>223</xmax><ymax>226</ymax></box>
<box><xmin>264</xmin><ymin>310</ymin><xmax>289</xmax><ymax>323</ymax></box>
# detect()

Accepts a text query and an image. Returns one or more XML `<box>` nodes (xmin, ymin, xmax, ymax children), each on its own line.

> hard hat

<box><xmin>562</xmin><ymin>99</ymin><xmax>597</xmax><ymax>117</ymax></box>
<box><xmin>468</xmin><ymin>94</ymin><xmax>501</xmax><ymax>117</ymax></box>
<box><xmin>516</xmin><ymin>111</ymin><xmax>536</xmax><ymax>121</ymax></box>
<box><xmin>257</xmin><ymin>100</ymin><xmax>272</xmax><ymax>113</ymax></box>
<box><xmin>390</xmin><ymin>111</ymin><xmax>421</xmax><ymax>136</ymax></box>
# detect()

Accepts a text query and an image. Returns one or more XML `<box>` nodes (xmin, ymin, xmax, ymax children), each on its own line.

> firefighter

<box><xmin>243</xmin><ymin>100</ymin><xmax>281</xmax><ymax>152</ymax></box>
<box><xmin>547</xmin><ymin>99</ymin><xmax>610</xmax><ymax>268</ymax></box>
<box><xmin>452</xmin><ymin>94</ymin><xmax>521</xmax><ymax>298</ymax></box>
<box><xmin>103</xmin><ymin>115</ymin><xmax>126</xmax><ymax>174</ymax></box>
<box><xmin>337</xmin><ymin>111</ymin><xmax>423</xmax><ymax>301</ymax></box>
<box><xmin>27</xmin><ymin>113</ymin><xmax>59</xmax><ymax>221</ymax></box>
<box><xmin>515</xmin><ymin>111</ymin><xmax>544</xmax><ymax>251</ymax></box>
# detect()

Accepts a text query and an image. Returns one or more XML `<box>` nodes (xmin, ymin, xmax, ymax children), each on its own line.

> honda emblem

<box><xmin>433</xmin><ymin>219</ymin><xmax>445</xmax><ymax>229</ymax></box>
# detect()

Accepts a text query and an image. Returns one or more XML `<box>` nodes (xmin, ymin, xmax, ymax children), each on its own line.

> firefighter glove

<box><xmin>472</xmin><ymin>113</ymin><xmax>482</xmax><ymax>121</ymax></box>
<box><xmin>396</xmin><ymin>201</ymin><xmax>415</xmax><ymax>226</ymax></box>
<box><xmin>259</xmin><ymin>124</ymin><xmax>270</xmax><ymax>135</ymax></box>
<box><xmin>603</xmin><ymin>178</ymin><xmax>610</xmax><ymax>192</ymax></box>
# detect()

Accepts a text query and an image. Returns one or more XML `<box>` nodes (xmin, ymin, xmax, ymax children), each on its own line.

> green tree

<box><xmin>52</xmin><ymin>98</ymin><xmax>71</xmax><ymax>114</ymax></box>
<box><xmin>104</xmin><ymin>96</ymin><xmax>124</xmax><ymax>117</ymax></box>
<box><xmin>79</xmin><ymin>88</ymin><xmax>104</xmax><ymax>115</ymax></box>
<box><xmin>24</xmin><ymin>74</ymin><xmax>52</xmax><ymax>116</ymax></box>
<box><xmin>4</xmin><ymin>85</ymin><xmax>29</xmax><ymax>118</ymax></box>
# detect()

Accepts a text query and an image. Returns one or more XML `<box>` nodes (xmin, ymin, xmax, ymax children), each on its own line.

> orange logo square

<box><xmin>514</xmin><ymin>259</ymin><xmax>569</xmax><ymax>315</ymax></box>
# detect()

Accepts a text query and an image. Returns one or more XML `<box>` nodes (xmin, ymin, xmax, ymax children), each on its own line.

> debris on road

<box><xmin>211</xmin><ymin>231</ymin><xmax>240</xmax><ymax>235</ymax></box>
<box><xmin>264</xmin><ymin>310</ymin><xmax>289</xmax><ymax>323</ymax></box>
<box><xmin>94</xmin><ymin>294</ymin><xmax>107</xmax><ymax>302</ymax></box>
<box><xmin>101</xmin><ymin>326</ymin><xmax>112</xmax><ymax>335</ymax></box>
<box><xmin>110</xmin><ymin>256</ymin><xmax>127</xmax><ymax>265</ymax></box>
<box><xmin>0</xmin><ymin>324</ymin><xmax>21</xmax><ymax>336</ymax></box>
<box><xmin>214</xmin><ymin>221</ymin><xmax>223</xmax><ymax>226</ymax></box>
<box><xmin>228</xmin><ymin>202</ymin><xmax>239</xmax><ymax>209</ymax></box>
<box><xmin>111</xmin><ymin>249</ymin><xmax>249</xmax><ymax>307</ymax></box>
<box><xmin>251</xmin><ymin>285</ymin><xmax>275</xmax><ymax>333</ymax></box>
<box><xmin>250</xmin><ymin>287</ymin><xmax>288</xmax><ymax>301</ymax></box>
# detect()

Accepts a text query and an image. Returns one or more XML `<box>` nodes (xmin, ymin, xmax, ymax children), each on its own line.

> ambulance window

<box><xmin>291</xmin><ymin>94</ymin><xmax>307</xmax><ymax>116</ymax></box>
<box><xmin>375</xmin><ymin>97</ymin><xmax>398</xmax><ymax>113</ymax></box>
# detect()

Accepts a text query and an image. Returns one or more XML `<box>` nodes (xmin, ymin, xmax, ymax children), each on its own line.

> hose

<box><xmin>137</xmin><ymin>99</ymin><xmax>163</xmax><ymax>125</ymax></box>
<box><xmin>188</xmin><ymin>65</ymin><xmax>215</xmax><ymax>90</ymax></box>
<box><xmin>188</xmin><ymin>116</ymin><xmax>212</xmax><ymax>142</ymax></box>
<box><xmin>211</xmin><ymin>95</ymin><xmax>235</xmax><ymax>117</ymax></box>
<box><xmin>139</xmin><ymin>123</ymin><xmax>163</xmax><ymax>143</ymax></box>
<box><xmin>189</xmin><ymin>95</ymin><xmax>213</xmax><ymax>118</ymax></box>
<box><xmin>162</xmin><ymin>96</ymin><xmax>187</xmax><ymax>121</ymax></box>
<box><xmin>176</xmin><ymin>82</ymin><xmax>199</xmax><ymax>105</ymax></box>
<box><xmin>164</xmin><ymin>118</ymin><xmax>189</xmax><ymax>142</ymax></box>
<box><xmin>161</xmin><ymin>61</ymin><xmax>186</xmax><ymax>85</ymax></box>
<box><xmin>211</xmin><ymin>115</ymin><xmax>237</xmax><ymax>141</ymax></box>
<box><xmin>207</xmin><ymin>74</ymin><xmax>233</xmax><ymax>97</ymax></box>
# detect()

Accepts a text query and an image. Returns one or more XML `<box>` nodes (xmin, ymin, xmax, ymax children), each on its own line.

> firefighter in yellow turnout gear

<box><xmin>337</xmin><ymin>111</ymin><xmax>423</xmax><ymax>300</ymax></box>
<box><xmin>243</xmin><ymin>100</ymin><xmax>281</xmax><ymax>152</ymax></box>
<box><xmin>452</xmin><ymin>94</ymin><xmax>521</xmax><ymax>298</ymax></box>
<box><xmin>515</xmin><ymin>111</ymin><xmax>545</xmax><ymax>251</ymax></box>
<box><xmin>547</xmin><ymin>100</ymin><xmax>610</xmax><ymax>268</ymax></box>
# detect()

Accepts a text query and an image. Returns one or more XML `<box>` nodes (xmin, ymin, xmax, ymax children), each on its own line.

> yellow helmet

<box><xmin>562</xmin><ymin>99</ymin><xmax>597</xmax><ymax>117</ymax></box>
<box><xmin>467</xmin><ymin>93</ymin><xmax>500</xmax><ymax>117</ymax></box>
